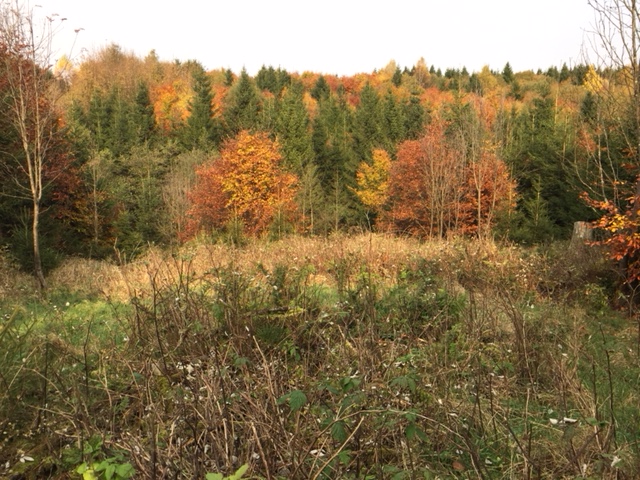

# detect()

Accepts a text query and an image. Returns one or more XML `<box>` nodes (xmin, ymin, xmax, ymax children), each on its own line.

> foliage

<box><xmin>185</xmin><ymin>130</ymin><xmax>298</xmax><ymax>238</ymax></box>
<box><xmin>206</xmin><ymin>464</ymin><xmax>249</xmax><ymax>480</ymax></box>
<box><xmin>223</xmin><ymin>68</ymin><xmax>261</xmax><ymax>135</ymax></box>
<box><xmin>75</xmin><ymin>435</ymin><xmax>135</xmax><ymax>480</ymax></box>
<box><xmin>384</xmin><ymin>117</ymin><xmax>516</xmax><ymax>237</ymax></box>
<box><xmin>182</xmin><ymin>64</ymin><xmax>221</xmax><ymax>150</ymax></box>
<box><xmin>353</xmin><ymin>148</ymin><xmax>391</xmax><ymax>222</ymax></box>
<box><xmin>583</xmin><ymin>187</ymin><xmax>640</xmax><ymax>282</ymax></box>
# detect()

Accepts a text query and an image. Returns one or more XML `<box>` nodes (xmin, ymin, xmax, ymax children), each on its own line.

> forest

<box><xmin>2</xmin><ymin>1</ymin><xmax>640</xmax><ymax>479</ymax></box>
<box><xmin>1</xmin><ymin>38</ymin><xmax>606</xmax><ymax>272</ymax></box>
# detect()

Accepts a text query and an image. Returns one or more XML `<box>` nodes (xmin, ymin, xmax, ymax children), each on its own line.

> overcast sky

<box><xmin>39</xmin><ymin>0</ymin><xmax>595</xmax><ymax>76</ymax></box>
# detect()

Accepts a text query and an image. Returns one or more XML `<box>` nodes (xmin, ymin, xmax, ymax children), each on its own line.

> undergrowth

<box><xmin>0</xmin><ymin>235</ymin><xmax>637</xmax><ymax>479</ymax></box>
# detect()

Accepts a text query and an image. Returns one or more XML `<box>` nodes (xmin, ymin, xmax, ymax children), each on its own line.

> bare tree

<box><xmin>585</xmin><ymin>1</ymin><xmax>640</xmax><ymax>188</ymax></box>
<box><xmin>0</xmin><ymin>1</ymin><xmax>66</xmax><ymax>289</ymax></box>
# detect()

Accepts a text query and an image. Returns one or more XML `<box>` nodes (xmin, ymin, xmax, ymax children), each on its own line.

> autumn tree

<box><xmin>185</xmin><ymin>131</ymin><xmax>298</xmax><ymax>238</ymax></box>
<box><xmin>353</xmin><ymin>148</ymin><xmax>391</xmax><ymax>228</ymax></box>
<box><xmin>579</xmin><ymin>0</ymin><xmax>640</xmax><ymax>291</ymax></box>
<box><xmin>385</xmin><ymin>120</ymin><xmax>463</xmax><ymax>237</ymax></box>
<box><xmin>0</xmin><ymin>1</ymin><xmax>68</xmax><ymax>288</ymax></box>
<box><xmin>444</xmin><ymin>98</ymin><xmax>517</xmax><ymax>236</ymax></box>
<box><xmin>384</xmin><ymin>117</ymin><xmax>515</xmax><ymax>238</ymax></box>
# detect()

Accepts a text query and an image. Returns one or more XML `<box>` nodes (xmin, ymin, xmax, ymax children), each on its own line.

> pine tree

<box><xmin>352</xmin><ymin>83</ymin><xmax>382</xmax><ymax>161</ymax></box>
<box><xmin>392</xmin><ymin>67</ymin><xmax>403</xmax><ymax>86</ymax></box>
<box><xmin>381</xmin><ymin>89</ymin><xmax>406</xmax><ymax>151</ymax></box>
<box><xmin>223</xmin><ymin>68</ymin><xmax>261</xmax><ymax>136</ymax></box>
<box><xmin>506</xmin><ymin>95</ymin><xmax>589</xmax><ymax>240</ymax></box>
<box><xmin>403</xmin><ymin>93</ymin><xmax>427</xmax><ymax>140</ymax></box>
<box><xmin>256</xmin><ymin>65</ymin><xmax>277</xmax><ymax>93</ymax></box>
<box><xmin>502</xmin><ymin>62</ymin><xmax>514</xmax><ymax>84</ymax></box>
<box><xmin>275</xmin><ymin>81</ymin><xmax>314</xmax><ymax>173</ymax></box>
<box><xmin>311</xmin><ymin>75</ymin><xmax>330</xmax><ymax>101</ymax></box>
<box><xmin>183</xmin><ymin>65</ymin><xmax>220</xmax><ymax>150</ymax></box>
<box><xmin>132</xmin><ymin>81</ymin><xmax>155</xmax><ymax>144</ymax></box>
<box><xmin>311</xmin><ymin>93</ymin><xmax>363</xmax><ymax>231</ymax></box>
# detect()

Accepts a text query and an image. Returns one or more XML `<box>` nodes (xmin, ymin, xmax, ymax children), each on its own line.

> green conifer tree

<box><xmin>352</xmin><ymin>83</ymin><xmax>382</xmax><ymax>161</ymax></box>
<box><xmin>311</xmin><ymin>75</ymin><xmax>330</xmax><ymax>101</ymax></box>
<box><xmin>502</xmin><ymin>62</ymin><xmax>515</xmax><ymax>84</ymax></box>
<box><xmin>132</xmin><ymin>81</ymin><xmax>155</xmax><ymax>144</ymax></box>
<box><xmin>223</xmin><ymin>68</ymin><xmax>261</xmax><ymax>136</ymax></box>
<box><xmin>183</xmin><ymin>65</ymin><xmax>220</xmax><ymax>150</ymax></box>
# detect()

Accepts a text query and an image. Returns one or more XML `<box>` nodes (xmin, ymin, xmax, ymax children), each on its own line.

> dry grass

<box><xmin>47</xmin><ymin>234</ymin><xmax>464</xmax><ymax>300</ymax></box>
<box><xmin>2</xmin><ymin>234</ymin><xmax>636</xmax><ymax>479</ymax></box>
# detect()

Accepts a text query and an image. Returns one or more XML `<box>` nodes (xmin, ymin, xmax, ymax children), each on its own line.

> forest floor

<box><xmin>0</xmin><ymin>234</ymin><xmax>638</xmax><ymax>479</ymax></box>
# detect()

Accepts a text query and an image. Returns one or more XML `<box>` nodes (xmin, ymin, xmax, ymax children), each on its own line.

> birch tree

<box><xmin>0</xmin><ymin>1</ymin><xmax>66</xmax><ymax>289</ymax></box>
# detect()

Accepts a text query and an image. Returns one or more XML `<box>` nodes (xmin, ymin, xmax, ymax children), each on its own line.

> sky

<box><xmin>37</xmin><ymin>0</ymin><xmax>596</xmax><ymax>76</ymax></box>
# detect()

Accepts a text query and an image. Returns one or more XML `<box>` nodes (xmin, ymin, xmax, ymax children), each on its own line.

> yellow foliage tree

<box><xmin>185</xmin><ymin>131</ymin><xmax>298</xmax><ymax>238</ymax></box>
<box><xmin>353</xmin><ymin>148</ymin><xmax>391</xmax><ymax>226</ymax></box>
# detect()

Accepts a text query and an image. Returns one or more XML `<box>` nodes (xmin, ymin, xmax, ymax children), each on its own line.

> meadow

<box><xmin>0</xmin><ymin>234</ymin><xmax>638</xmax><ymax>479</ymax></box>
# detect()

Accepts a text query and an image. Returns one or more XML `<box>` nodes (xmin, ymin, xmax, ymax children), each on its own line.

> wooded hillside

<box><xmin>0</xmin><ymin>1</ymin><xmax>638</xmax><ymax>291</ymax></box>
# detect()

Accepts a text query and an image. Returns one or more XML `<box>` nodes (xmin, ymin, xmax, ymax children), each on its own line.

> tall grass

<box><xmin>0</xmin><ymin>234</ymin><xmax>637</xmax><ymax>479</ymax></box>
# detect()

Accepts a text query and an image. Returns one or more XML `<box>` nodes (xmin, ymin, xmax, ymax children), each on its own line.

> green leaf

<box><xmin>115</xmin><ymin>463</ymin><xmax>135</xmax><ymax>479</ymax></box>
<box><xmin>288</xmin><ymin>390</ymin><xmax>307</xmax><ymax>412</ymax></box>
<box><xmin>391</xmin><ymin>471</ymin><xmax>409</xmax><ymax>480</ymax></box>
<box><xmin>337</xmin><ymin>449</ymin><xmax>351</xmax><ymax>464</ymax></box>
<box><xmin>81</xmin><ymin>469</ymin><xmax>98</xmax><ymax>480</ymax></box>
<box><xmin>76</xmin><ymin>463</ymin><xmax>89</xmax><ymax>474</ymax></box>
<box><xmin>105</xmin><ymin>463</ymin><xmax>115</xmax><ymax>480</ymax></box>
<box><xmin>331</xmin><ymin>420</ymin><xmax>347</xmax><ymax>443</ymax></box>
<box><xmin>230</xmin><ymin>463</ymin><xmax>249</xmax><ymax>479</ymax></box>
<box><xmin>277</xmin><ymin>389</ymin><xmax>307</xmax><ymax>412</ymax></box>
<box><xmin>205</xmin><ymin>474</ymin><xmax>223</xmax><ymax>480</ymax></box>
<box><xmin>405</xmin><ymin>422</ymin><xmax>428</xmax><ymax>442</ymax></box>
<box><xmin>233</xmin><ymin>356</ymin><xmax>249</xmax><ymax>367</ymax></box>
<box><xmin>404</xmin><ymin>411</ymin><xmax>417</xmax><ymax>423</ymax></box>
<box><xmin>391</xmin><ymin>373</ymin><xmax>417</xmax><ymax>394</ymax></box>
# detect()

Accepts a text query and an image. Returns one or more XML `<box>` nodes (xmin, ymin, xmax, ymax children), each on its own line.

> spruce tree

<box><xmin>352</xmin><ymin>83</ymin><xmax>382</xmax><ymax>161</ymax></box>
<box><xmin>183</xmin><ymin>65</ymin><xmax>220</xmax><ymax>150</ymax></box>
<box><xmin>502</xmin><ymin>62</ymin><xmax>514</xmax><ymax>83</ymax></box>
<box><xmin>381</xmin><ymin>89</ymin><xmax>406</xmax><ymax>151</ymax></box>
<box><xmin>275</xmin><ymin>81</ymin><xmax>313</xmax><ymax>173</ymax></box>
<box><xmin>403</xmin><ymin>93</ymin><xmax>427</xmax><ymax>140</ymax></box>
<box><xmin>311</xmin><ymin>75</ymin><xmax>330</xmax><ymax>101</ymax></box>
<box><xmin>392</xmin><ymin>67</ymin><xmax>403</xmax><ymax>86</ymax></box>
<box><xmin>132</xmin><ymin>81</ymin><xmax>155</xmax><ymax>144</ymax></box>
<box><xmin>223</xmin><ymin>68</ymin><xmax>261</xmax><ymax>136</ymax></box>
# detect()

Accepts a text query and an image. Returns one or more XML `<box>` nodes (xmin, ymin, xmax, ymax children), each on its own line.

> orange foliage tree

<box><xmin>184</xmin><ymin>130</ymin><xmax>298</xmax><ymax>239</ymax></box>
<box><xmin>582</xmin><ymin>186</ymin><xmax>640</xmax><ymax>282</ymax></box>
<box><xmin>461</xmin><ymin>144</ymin><xmax>517</xmax><ymax>235</ymax></box>
<box><xmin>383</xmin><ymin>119</ymin><xmax>515</xmax><ymax>238</ymax></box>
<box><xmin>152</xmin><ymin>79</ymin><xmax>190</xmax><ymax>132</ymax></box>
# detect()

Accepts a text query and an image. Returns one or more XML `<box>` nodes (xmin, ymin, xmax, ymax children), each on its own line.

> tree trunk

<box><xmin>571</xmin><ymin>221</ymin><xmax>593</xmax><ymax>245</ymax></box>
<box><xmin>32</xmin><ymin>199</ymin><xmax>47</xmax><ymax>290</ymax></box>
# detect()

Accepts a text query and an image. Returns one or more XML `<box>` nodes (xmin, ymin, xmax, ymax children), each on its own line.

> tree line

<box><xmin>2</xmin><ymin>0</ymin><xmax>638</xmax><ymax>290</ymax></box>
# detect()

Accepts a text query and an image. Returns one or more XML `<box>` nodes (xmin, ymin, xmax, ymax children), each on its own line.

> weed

<box><xmin>1</xmin><ymin>235</ymin><xmax>638</xmax><ymax>479</ymax></box>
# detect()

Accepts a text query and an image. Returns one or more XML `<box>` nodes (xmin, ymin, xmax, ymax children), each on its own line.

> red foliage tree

<box><xmin>383</xmin><ymin>119</ymin><xmax>515</xmax><ymax>238</ymax></box>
